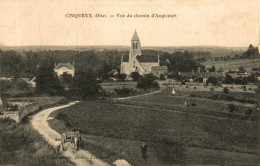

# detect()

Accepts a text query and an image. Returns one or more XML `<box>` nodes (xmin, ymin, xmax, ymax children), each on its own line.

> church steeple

<box><xmin>130</xmin><ymin>30</ymin><xmax>141</xmax><ymax>55</ymax></box>
<box><xmin>131</xmin><ymin>30</ymin><xmax>140</xmax><ymax>41</ymax></box>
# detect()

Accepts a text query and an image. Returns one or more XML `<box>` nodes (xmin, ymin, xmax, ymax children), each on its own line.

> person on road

<box><xmin>140</xmin><ymin>142</ymin><xmax>148</xmax><ymax>160</ymax></box>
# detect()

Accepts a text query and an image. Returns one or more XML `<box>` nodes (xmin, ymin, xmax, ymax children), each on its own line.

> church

<box><xmin>121</xmin><ymin>31</ymin><xmax>166</xmax><ymax>77</ymax></box>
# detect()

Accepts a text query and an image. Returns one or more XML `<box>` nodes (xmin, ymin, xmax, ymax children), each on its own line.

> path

<box><xmin>31</xmin><ymin>101</ymin><xmax>110</xmax><ymax>166</ymax></box>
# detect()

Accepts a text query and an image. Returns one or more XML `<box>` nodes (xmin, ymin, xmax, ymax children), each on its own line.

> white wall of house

<box><xmin>54</xmin><ymin>67</ymin><xmax>75</xmax><ymax>77</ymax></box>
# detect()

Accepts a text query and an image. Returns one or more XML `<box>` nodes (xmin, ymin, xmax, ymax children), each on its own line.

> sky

<box><xmin>0</xmin><ymin>0</ymin><xmax>259</xmax><ymax>47</ymax></box>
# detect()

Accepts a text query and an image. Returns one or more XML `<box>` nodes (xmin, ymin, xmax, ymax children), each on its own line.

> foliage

<box><xmin>72</xmin><ymin>69</ymin><xmax>102</xmax><ymax>99</ymax></box>
<box><xmin>35</xmin><ymin>59</ymin><xmax>64</xmax><ymax>95</ymax></box>
<box><xmin>15</xmin><ymin>79</ymin><xmax>30</xmax><ymax>90</ymax></box>
<box><xmin>130</xmin><ymin>72</ymin><xmax>142</xmax><ymax>81</ymax></box>
<box><xmin>167</xmin><ymin>51</ymin><xmax>204</xmax><ymax>72</ymax></box>
<box><xmin>160</xmin><ymin>74</ymin><xmax>166</xmax><ymax>80</ymax></box>
<box><xmin>228</xmin><ymin>104</ymin><xmax>236</xmax><ymax>113</ymax></box>
<box><xmin>208</xmin><ymin>66</ymin><xmax>216</xmax><ymax>72</ymax></box>
<box><xmin>61</xmin><ymin>72</ymin><xmax>73</xmax><ymax>88</ymax></box>
<box><xmin>223</xmin><ymin>87</ymin><xmax>230</xmax><ymax>94</ymax></box>
<box><xmin>114</xmin><ymin>88</ymin><xmax>137</xmax><ymax>97</ymax></box>
<box><xmin>206</xmin><ymin>76</ymin><xmax>218</xmax><ymax>86</ymax></box>
<box><xmin>137</xmin><ymin>74</ymin><xmax>159</xmax><ymax>90</ymax></box>
<box><xmin>0</xmin><ymin>118</ymin><xmax>73</xmax><ymax>166</ymax></box>
<box><xmin>115</xmin><ymin>73</ymin><xmax>127</xmax><ymax>81</ymax></box>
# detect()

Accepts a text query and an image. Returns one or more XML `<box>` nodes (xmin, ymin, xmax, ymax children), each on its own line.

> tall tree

<box><xmin>35</xmin><ymin>59</ymin><xmax>63</xmax><ymax>95</ymax></box>
<box><xmin>72</xmin><ymin>69</ymin><xmax>102</xmax><ymax>99</ymax></box>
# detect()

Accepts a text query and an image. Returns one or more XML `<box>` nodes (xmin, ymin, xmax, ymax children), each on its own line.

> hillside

<box><xmin>0</xmin><ymin>45</ymin><xmax>246</xmax><ymax>58</ymax></box>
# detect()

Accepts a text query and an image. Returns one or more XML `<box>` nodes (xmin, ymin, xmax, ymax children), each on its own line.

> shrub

<box><xmin>223</xmin><ymin>87</ymin><xmax>229</xmax><ymax>94</ymax></box>
<box><xmin>191</xmin><ymin>103</ymin><xmax>196</xmax><ymax>106</ymax></box>
<box><xmin>228</xmin><ymin>104</ymin><xmax>236</xmax><ymax>113</ymax></box>
<box><xmin>193</xmin><ymin>86</ymin><xmax>197</xmax><ymax>89</ymax></box>
<box><xmin>210</xmin><ymin>87</ymin><xmax>215</xmax><ymax>92</ymax></box>
<box><xmin>137</xmin><ymin>74</ymin><xmax>159</xmax><ymax>90</ymax></box>
<box><xmin>114</xmin><ymin>88</ymin><xmax>136</xmax><ymax>97</ymax></box>
<box><xmin>160</xmin><ymin>74</ymin><xmax>166</xmax><ymax>80</ymax></box>
<box><xmin>56</xmin><ymin>112</ymin><xmax>71</xmax><ymax>127</ymax></box>
<box><xmin>245</xmin><ymin>109</ymin><xmax>253</xmax><ymax>116</ymax></box>
<box><xmin>130</xmin><ymin>72</ymin><xmax>142</xmax><ymax>81</ymax></box>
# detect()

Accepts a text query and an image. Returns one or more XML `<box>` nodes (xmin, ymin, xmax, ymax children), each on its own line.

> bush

<box><xmin>245</xmin><ymin>109</ymin><xmax>253</xmax><ymax>116</ymax></box>
<box><xmin>116</xmin><ymin>73</ymin><xmax>127</xmax><ymax>81</ymax></box>
<box><xmin>137</xmin><ymin>74</ymin><xmax>159</xmax><ymax>90</ymax></box>
<box><xmin>228</xmin><ymin>104</ymin><xmax>236</xmax><ymax>113</ymax></box>
<box><xmin>56</xmin><ymin>112</ymin><xmax>71</xmax><ymax>127</ymax></box>
<box><xmin>160</xmin><ymin>74</ymin><xmax>166</xmax><ymax>80</ymax></box>
<box><xmin>191</xmin><ymin>103</ymin><xmax>196</xmax><ymax>106</ymax></box>
<box><xmin>210</xmin><ymin>87</ymin><xmax>215</xmax><ymax>92</ymax></box>
<box><xmin>114</xmin><ymin>88</ymin><xmax>137</xmax><ymax>97</ymax></box>
<box><xmin>130</xmin><ymin>72</ymin><xmax>142</xmax><ymax>81</ymax></box>
<box><xmin>15</xmin><ymin>79</ymin><xmax>30</xmax><ymax>90</ymax></box>
<box><xmin>193</xmin><ymin>86</ymin><xmax>197</xmax><ymax>89</ymax></box>
<box><xmin>223</xmin><ymin>87</ymin><xmax>229</xmax><ymax>94</ymax></box>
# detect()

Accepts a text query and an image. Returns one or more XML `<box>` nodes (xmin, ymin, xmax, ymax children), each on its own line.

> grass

<box><xmin>202</xmin><ymin>58</ymin><xmax>260</xmax><ymax>71</ymax></box>
<box><xmin>49</xmin><ymin>99</ymin><xmax>258</xmax><ymax>165</ymax></box>
<box><xmin>0</xmin><ymin>118</ymin><xmax>75</xmax><ymax>166</ymax></box>
<box><xmin>119</xmin><ymin>88</ymin><xmax>256</xmax><ymax>119</ymax></box>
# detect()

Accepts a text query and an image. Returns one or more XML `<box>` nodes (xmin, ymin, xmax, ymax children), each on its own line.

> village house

<box><xmin>54</xmin><ymin>62</ymin><xmax>75</xmax><ymax>77</ymax></box>
<box><xmin>120</xmin><ymin>31</ymin><xmax>167</xmax><ymax>78</ymax></box>
<box><xmin>151</xmin><ymin>66</ymin><xmax>168</xmax><ymax>77</ymax></box>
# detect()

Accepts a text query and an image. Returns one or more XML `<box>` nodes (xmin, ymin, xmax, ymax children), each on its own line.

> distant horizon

<box><xmin>0</xmin><ymin>44</ymin><xmax>250</xmax><ymax>49</ymax></box>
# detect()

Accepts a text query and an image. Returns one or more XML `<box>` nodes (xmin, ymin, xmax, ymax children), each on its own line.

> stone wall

<box><xmin>1</xmin><ymin>102</ymin><xmax>40</xmax><ymax>122</ymax></box>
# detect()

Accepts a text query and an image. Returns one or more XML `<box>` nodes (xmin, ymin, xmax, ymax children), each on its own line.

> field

<box><xmin>49</xmin><ymin>87</ymin><xmax>258</xmax><ymax>165</ymax></box>
<box><xmin>202</xmin><ymin>58</ymin><xmax>260</xmax><ymax>71</ymax></box>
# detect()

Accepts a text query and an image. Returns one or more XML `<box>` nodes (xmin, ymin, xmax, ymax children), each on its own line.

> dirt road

<box><xmin>31</xmin><ymin>101</ymin><xmax>110</xmax><ymax>166</ymax></box>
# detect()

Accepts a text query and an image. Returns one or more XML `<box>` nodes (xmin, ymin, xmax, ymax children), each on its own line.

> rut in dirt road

<box><xmin>31</xmin><ymin>101</ymin><xmax>110</xmax><ymax>166</ymax></box>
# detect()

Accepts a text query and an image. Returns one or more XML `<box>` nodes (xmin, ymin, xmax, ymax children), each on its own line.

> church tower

<box><xmin>128</xmin><ymin>30</ymin><xmax>144</xmax><ymax>74</ymax></box>
<box><xmin>130</xmin><ymin>30</ymin><xmax>142</xmax><ymax>60</ymax></box>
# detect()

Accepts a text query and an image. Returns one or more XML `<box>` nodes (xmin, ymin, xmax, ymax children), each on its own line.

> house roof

<box><xmin>151</xmin><ymin>66</ymin><xmax>168</xmax><ymax>70</ymax></box>
<box><xmin>131</xmin><ymin>30</ymin><xmax>140</xmax><ymax>41</ymax></box>
<box><xmin>54</xmin><ymin>63</ymin><xmax>74</xmax><ymax>70</ymax></box>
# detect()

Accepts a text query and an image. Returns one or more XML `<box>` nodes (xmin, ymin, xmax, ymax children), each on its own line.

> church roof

<box><xmin>131</xmin><ymin>31</ymin><xmax>140</xmax><ymax>41</ymax></box>
<box><xmin>54</xmin><ymin>63</ymin><xmax>75</xmax><ymax>70</ymax></box>
<box><xmin>137</xmin><ymin>54</ymin><xmax>158</xmax><ymax>63</ymax></box>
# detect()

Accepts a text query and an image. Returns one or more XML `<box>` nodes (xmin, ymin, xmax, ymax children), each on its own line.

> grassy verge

<box><xmin>48</xmin><ymin>99</ymin><xmax>258</xmax><ymax>165</ymax></box>
<box><xmin>0</xmin><ymin>118</ymin><xmax>75</xmax><ymax>166</ymax></box>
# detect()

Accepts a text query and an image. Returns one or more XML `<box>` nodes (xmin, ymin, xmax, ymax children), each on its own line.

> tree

<box><xmin>35</xmin><ymin>59</ymin><xmax>64</xmax><ymax>95</ymax></box>
<box><xmin>238</xmin><ymin>66</ymin><xmax>246</xmax><ymax>73</ymax></box>
<box><xmin>130</xmin><ymin>72</ymin><xmax>141</xmax><ymax>81</ymax></box>
<box><xmin>207</xmin><ymin>76</ymin><xmax>218</xmax><ymax>86</ymax></box>
<box><xmin>223</xmin><ymin>87</ymin><xmax>229</xmax><ymax>94</ymax></box>
<box><xmin>137</xmin><ymin>74</ymin><xmax>159</xmax><ymax>90</ymax></box>
<box><xmin>160</xmin><ymin>74</ymin><xmax>166</xmax><ymax>80</ymax></box>
<box><xmin>208</xmin><ymin>66</ymin><xmax>216</xmax><ymax>72</ymax></box>
<box><xmin>72</xmin><ymin>69</ymin><xmax>102</xmax><ymax>99</ymax></box>
<box><xmin>116</xmin><ymin>73</ymin><xmax>127</xmax><ymax>81</ymax></box>
<box><xmin>61</xmin><ymin>73</ymin><xmax>73</xmax><ymax>88</ymax></box>
<box><xmin>224</xmin><ymin>73</ymin><xmax>234</xmax><ymax>84</ymax></box>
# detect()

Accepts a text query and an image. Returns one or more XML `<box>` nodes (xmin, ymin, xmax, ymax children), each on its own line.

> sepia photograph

<box><xmin>0</xmin><ymin>0</ymin><xmax>260</xmax><ymax>165</ymax></box>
